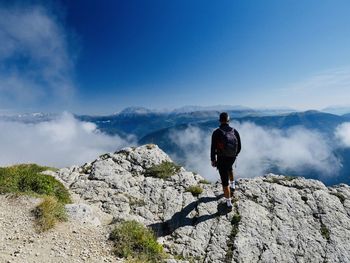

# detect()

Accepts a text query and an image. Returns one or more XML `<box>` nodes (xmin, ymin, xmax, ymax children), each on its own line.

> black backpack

<box><xmin>218</xmin><ymin>128</ymin><xmax>238</xmax><ymax>157</ymax></box>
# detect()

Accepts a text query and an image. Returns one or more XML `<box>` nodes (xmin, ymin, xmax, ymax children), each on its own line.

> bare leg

<box><xmin>229</xmin><ymin>170</ymin><xmax>234</xmax><ymax>182</ymax></box>
<box><xmin>223</xmin><ymin>186</ymin><xmax>230</xmax><ymax>199</ymax></box>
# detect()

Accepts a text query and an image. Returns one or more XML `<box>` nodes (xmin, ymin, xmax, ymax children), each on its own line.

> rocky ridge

<box><xmin>1</xmin><ymin>144</ymin><xmax>350</xmax><ymax>262</ymax></box>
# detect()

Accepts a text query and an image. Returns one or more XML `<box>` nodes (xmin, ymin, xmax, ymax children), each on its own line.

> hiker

<box><xmin>211</xmin><ymin>112</ymin><xmax>241</xmax><ymax>208</ymax></box>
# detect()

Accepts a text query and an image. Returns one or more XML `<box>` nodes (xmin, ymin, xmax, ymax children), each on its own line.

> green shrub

<box><xmin>0</xmin><ymin>164</ymin><xmax>71</xmax><ymax>204</ymax></box>
<box><xmin>32</xmin><ymin>196</ymin><xmax>68</xmax><ymax>232</ymax></box>
<box><xmin>0</xmin><ymin>164</ymin><xmax>71</xmax><ymax>231</ymax></box>
<box><xmin>267</xmin><ymin>176</ymin><xmax>298</xmax><ymax>185</ymax></box>
<box><xmin>284</xmin><ymin>176</ymin><xmax>298</xmax><ymax>181</ymax></box>
<box><xmin>110</xmin><ymin>220</ymin><xmax>165</xmax><ymax>262</ymax></box>
<box><xmin>185</xmin><ymin>185</ymin><xmax>203</xmax><ymax>197</ymax></box>
<box><xmin>127</xmin><ymin>195</ymin><xmax>146</xmax><ymax>207</ymax></box>
<box><xmin>144</xmin><ymin>162</ymin><xmax>180</xmax><ymax>180</ymax></box>
<box><xmin>225</xmin><ymin>213</ymin><xmax>241</xmax><ymax>262</ymax></box>
<box><xmin>199</xmin><ymin>179</ymin><xmax>210</xmax><ymax>185</ymax></box>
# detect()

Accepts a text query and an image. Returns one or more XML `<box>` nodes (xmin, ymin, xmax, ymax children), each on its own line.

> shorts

<box><xmin>217</xmin><ymin>156</ymin><xmax>235</xmax><ymax>187</ymax></box>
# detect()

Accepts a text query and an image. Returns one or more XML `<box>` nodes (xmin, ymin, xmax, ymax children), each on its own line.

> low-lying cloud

<box><xmin>335</xmin><ymin>122</ymin><xmax>350</xmax><ymax>148</ymax></box>
<box><xmin>0</xmin><ymin>4</ymin><xmax>75</xmax><ymax>107</ymax></box>
<box><xmin>169</xmin><ymin>126</ymin><xmax>212</xmax><ymax>178</ymax></box>
<box><xmin>0</xmin><ymin>113</ymin><xmax>135</xmax><ymax>168</ymax></box>
<box><xmin>169</xmin><ymin>122</ymin><xmax>342</xmax><ymax>181</ymax></box>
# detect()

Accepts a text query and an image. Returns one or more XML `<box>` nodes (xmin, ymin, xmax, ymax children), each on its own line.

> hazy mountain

<box><xmin>78</xmin><ymin>107</ymin><xmax>257</xmax><ymax>137</ymax></box>
<box><xmin>140</xmin><ymin>110</ymin><xmax>347</xmax><ymax>144</ymax></box>
<box><xmin>117</xmin><ymin>106</ymin><xmax>156</xmax><ymax>116</ymax></box>
<box><xmin>171</xmin><ymin>105</ymin><xmax>254</xmax><ymax>113</ymax></box>
<box><xmin>0</xmin><ymin>112</ymin><xmax>57</xmax><ymax>123</ymax></box>
<box><xmin>343</xmin><ymin>113</ymin><xmax>350</xmax><ymax>119</ymax></box>
<box><xmin>322</xmin><ymin>105</ymin><xmax>350</xmax><ymax>115</ymax></box>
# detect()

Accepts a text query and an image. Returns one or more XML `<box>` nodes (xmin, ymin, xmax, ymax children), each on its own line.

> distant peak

<box><xmin>118</xmin><ymin>107</ymin><xmax>154</xmax><ymax>115</ymax></box>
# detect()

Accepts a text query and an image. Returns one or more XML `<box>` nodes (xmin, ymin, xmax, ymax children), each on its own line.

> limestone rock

<box><xmin>65</xmin><ymin>204</ymin><xmax>101</xmax><ymax>226</ymax></box>
<box><xmin>50</xmin><ymin>144</ymin><xmax>350</xmax><ymax>263</ymax></box>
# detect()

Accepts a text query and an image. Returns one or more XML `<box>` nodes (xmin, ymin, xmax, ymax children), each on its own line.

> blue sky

<box><xmin>1</xmin><ymin>0</ymin><xmax>350</xmax><ymax>114</ymax></box>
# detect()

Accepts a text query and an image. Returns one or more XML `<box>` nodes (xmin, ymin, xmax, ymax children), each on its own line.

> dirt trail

<box><xmin>0</xmin><ymin>195</ymin><xmax>119</xmax><ymax>263</ymax></box>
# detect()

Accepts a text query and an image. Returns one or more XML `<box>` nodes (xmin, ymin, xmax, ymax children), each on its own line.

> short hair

<box><xmin>219</xmin><ymin>112</ymin><xmax>230</xmax><ymax>122</ymax></box>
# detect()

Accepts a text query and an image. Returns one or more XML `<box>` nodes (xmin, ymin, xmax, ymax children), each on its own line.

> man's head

<box><xmin>219</xmin><ymin>112</ymin><xmax>230</xmax><ymax>124</ymax></box>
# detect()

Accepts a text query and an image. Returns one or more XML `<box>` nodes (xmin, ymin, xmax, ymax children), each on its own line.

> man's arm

<box><xmin>210</xmin><ymin>130</ymin><xmax>217</xmax><ymax>166</ymax></box>
<box><xmin>234</xmin><ymin>129</ymin><xmax>241</xmax><ymax>156</ymax></box>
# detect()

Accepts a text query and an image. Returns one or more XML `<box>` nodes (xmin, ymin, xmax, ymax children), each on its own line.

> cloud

<box><xmin>169</xmin><ymin>122</ymin><xmax>341</xmax><ymax>181</ymax></box>
<box><xmin>233</xmin><ymin>122</ymin><xmax>340</xmax><ymax>178</ymax></box>
<box><xmin>0</xmin><ymin>113</ymin><xmax>135</xmax><ymax>168</ymax></box>
<box><xmin>335</xmin><ymin>122</ymin><xmax>350</xmax><ymax>147</ymax></box>
<box><xmin>169</xmin><ymin>126</ymin><xmax>214</xmax><ymax>179</ymax></box>
<box><xmin>0</xmin><ymin>4</ymin><xmax>74</xmax><ymax>107</ymax></box>
<box><xmin>282</xmin><ymin>68</ymin><xmax>350</xmax><ymax>109</ymax></box>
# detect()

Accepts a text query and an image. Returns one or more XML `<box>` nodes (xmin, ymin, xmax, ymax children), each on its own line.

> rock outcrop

<box><xmin>1</xmin><ymin>144</ymin><xmax>350</xmax><ymax>263</ymax></box>
<box><xmin>54</xmin><ymin>144</ymin><xmax>350</xmax><ymax>263</ymax></box>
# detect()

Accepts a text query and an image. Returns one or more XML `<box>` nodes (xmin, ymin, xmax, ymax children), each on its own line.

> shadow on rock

<box><xmin>149</xmin><ymin>194</ymin><xmax>229</xmax><ymax>237</ymax></box>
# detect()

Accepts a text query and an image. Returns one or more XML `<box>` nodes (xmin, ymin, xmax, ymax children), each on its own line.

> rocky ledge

<box><xmin>52</xmin><ymin>144</ymin><xmax>350</xmax><ymax>263</ymax></box>
<box><xmin>2</xmin><ymin>144</ymin><xmax>350</xmax><ymax>263</ymax></box>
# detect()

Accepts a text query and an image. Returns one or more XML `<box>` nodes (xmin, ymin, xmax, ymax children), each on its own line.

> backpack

<box><xmin>218</xmin><ymin>128</ymin><xmax>238</xmax><ymax>157</ymax></box>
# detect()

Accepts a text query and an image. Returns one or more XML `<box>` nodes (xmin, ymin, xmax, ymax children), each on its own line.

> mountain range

<box><xmin>1</xmin><ymin>106</ymin><xmax>350</xmax><ymax>186</ymax></box>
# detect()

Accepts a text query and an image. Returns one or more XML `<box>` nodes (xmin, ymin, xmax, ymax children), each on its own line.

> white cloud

<box><xmin>0</xmin><ymin>113</ymin><xmax>135</xmax><ymax>168</ymax></box>
<box><xmin>0</xmin><ymin>5</ymin><xmax>74</xmax><ymax>105</ymax></box>
<box><xmin>169</xmin><ymin>126</ymin><xmax>214</xmax><ymax>179</ymax></box>
<box><xmin>282</xmin><ymin>68</ymin><xmax>350</xmax><ymax>109</ymax></box>
<box><xmin>335</xmin><ymin>122</ymin><xmax>350</xmax><ymax>147</ymax></box>
<box><xmin>169</xmin><ymin>122</ymin><xmax>341</xmax><ymax>181</ymax></box>
<box><xmin>233</xmin><ymin>122</ymin><xmax>340</xmax><ymax>178</ymax></box>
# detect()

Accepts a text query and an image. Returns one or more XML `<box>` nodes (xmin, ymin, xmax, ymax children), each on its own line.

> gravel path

<box><xmin>0</xmin><ymin>194</ymin><xmax>120</xmax><ymax>263</ymax></box>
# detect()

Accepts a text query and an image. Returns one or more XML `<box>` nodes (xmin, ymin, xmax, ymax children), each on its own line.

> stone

<box><xmin>3</xmin><ymin>144</ymin><xmax>349</xmax><ymax>263</ymax></box>
<box><xmin>65</xmin><ymin>204</ymin><xmax>101</xmax><ymax>226</ymax></box>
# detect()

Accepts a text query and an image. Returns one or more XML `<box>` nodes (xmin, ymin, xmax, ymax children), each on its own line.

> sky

<box><xmin>1</xmin><ymin>0</ymin><xmax>350</xmax><ymax>114</ymax></box>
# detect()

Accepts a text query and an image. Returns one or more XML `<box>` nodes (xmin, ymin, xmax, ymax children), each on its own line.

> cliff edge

<box><xmin>1</xmin><ymin>144</ymin><xmax>350</xmax><ymax>263</ymax></box>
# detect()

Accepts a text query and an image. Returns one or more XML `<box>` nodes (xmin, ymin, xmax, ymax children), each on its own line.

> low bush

<box><xmin>185</xmin><ymin>185</ymin><xmax>203</xmax><ymax>197</ymax></box>
<box><xmin>0</xmin><ymin>164</ymin><xmax>70</xmax><ymax>204</ymax></box>
<box><xmin>33</xmin><ymin>196</ymin><xmax>68</xmax><ymax>232</ymax></box>
<box><xmin>0</xmin><ymin>164</ymin><xmax>71</xmax><ymax>231</ymax></box>
<box><xmin>110</xmin><ymin>220</ymin><xmax>165</xmax><ymax>262</ymax></box>
<box><xmin>199</xmin><ymin>179</ymin><xmax>210</xmax><ymax>185</ymax></box>
<box><xmin>144</xmin><ymin>162</ymin><xmax>180</xmax><ymax>180</ymax></box>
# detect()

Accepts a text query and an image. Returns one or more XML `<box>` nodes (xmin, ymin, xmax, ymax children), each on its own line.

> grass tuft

<box><xmin>231</xmin><ymin>214</ymin><xmax>242</xmax><ymax>237</ymax></box>
<box><xmin>225</xmin><ymin>212</ymin><xmax>241</xmax><ymax>262</ymax></box>
<box><xmin>144</xmin><ymin>162</ymin><xmax>180</xmax><ymax>180</ymax></box>
<box><xmin>0</xmin><ymin>164</ymin><xmax>71</xmax><ymax>204</ymax></box>
<box><xmin>199</xmin><ymin>179</ymin><xmax>210</xmax><ymax>185</ymax></box>
<box><xmin>32</xmin><ymin>196</ymin><xmax>68</xmax><ymax>232</ymax></box>
<box><xmin>185</xmin><ymin>185</ymin><xmax>203</xmax><ymax>197</ymax></box>
<box><xmin>0</xmin><ymin>164</ymin><xmax>71</xmax><ymax>231</ymax></box>
<box><xmin>110</xmin><ymin>220</ymin><xmax>165</xmax><ymax>262</ymax></box>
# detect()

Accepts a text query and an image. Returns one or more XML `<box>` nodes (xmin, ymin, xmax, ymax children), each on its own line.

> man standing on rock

<box><xmin>211</xmin><ymin>112</ymin><xmax>241</xmax><ymax>208</ymax></box>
